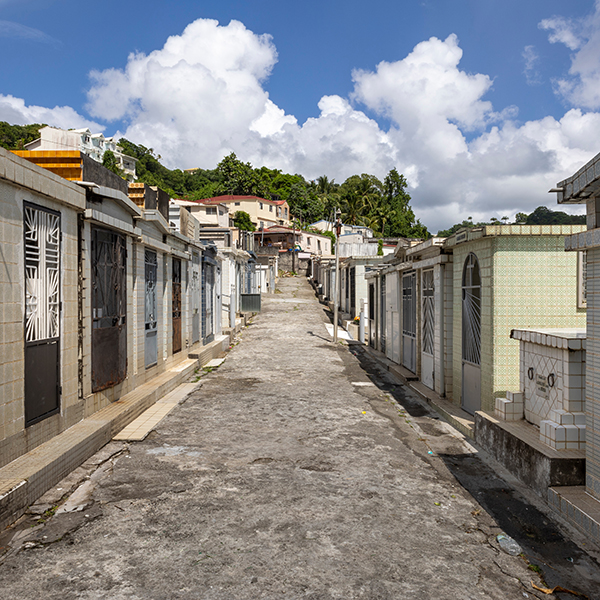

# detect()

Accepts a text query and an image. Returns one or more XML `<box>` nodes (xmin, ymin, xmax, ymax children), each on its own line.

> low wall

<box><xmin>277</xmin><ymin>253</ymin><xmax>310</xmax><ymax>274</ymax></box>
<box><xmin>474</xmin><ymin>411</ymin><xmax>585</xmax><ymax>497</ymax></box>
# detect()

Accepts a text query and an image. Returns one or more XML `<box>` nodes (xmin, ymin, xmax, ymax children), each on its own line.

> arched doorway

<box><xmin>462</xmin><ymin>253</ymin><xmax>481</xmax><ymax>414</ymax></box>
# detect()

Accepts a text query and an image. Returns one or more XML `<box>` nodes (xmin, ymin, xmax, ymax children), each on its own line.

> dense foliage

<box><xmin>1</xmin><ymin>123</ymin><xmax>428</xmax><ymax>238</ymax></box>
<box><xmin>0</xmin><ymin>122</ymin><xmax>587</xmax><ymax>241</ymax></box>
<box><xmin>210</xmin><ymin>154</ymin><xmax>428</xmax><ymax>238</ymax></box>
<box><xmin>0</xmin><ymin>121</ymin><xmax>44</xmax><ymax>150</ymax></box>
<box><xmin>519</xmin><ymin>206</ymin><xmax>586</xmax><ymax>225</ymax></box>
<box><xmin>113</xmin><ymin>144</ymin><xmax>429</xmax><ymax>239</ymax></box>
<box><xmin>233</xmin><ymin>211</ymin><xmax>256</xmax><ymax>232</ymax></box>
<box><xmin>437</xmin><ymin>206</ymin><xmax>586</xmax><ymax>237</ymax></box>
<box><xmin>117</xmin><ymin>139</ymin><xmax>223</xmax><ymax>198</ymax></box>
<box><xmin>102</xmin><ymin>150</ymin><xmax>123</xmax><ymax>177</ymax></box>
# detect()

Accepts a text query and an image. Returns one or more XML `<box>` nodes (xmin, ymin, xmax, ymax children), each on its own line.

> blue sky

<box><xmin>1</xmin><ymin>0</ymin><xmax>599</xmax><ymax>231</ymax></box>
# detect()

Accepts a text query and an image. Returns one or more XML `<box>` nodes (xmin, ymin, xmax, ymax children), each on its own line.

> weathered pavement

<box><xmin>1</xmin><ymin>276</ymin><xmax>600</xmax><ymax>599</ymax></box>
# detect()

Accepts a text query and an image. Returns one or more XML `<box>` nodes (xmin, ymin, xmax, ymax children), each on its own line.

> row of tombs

<box><xmin>311</xmin><ymin>223</ymin><xmax>591</xmax><ymax>502</ymax></box>
<box><xmin>0</xmin><ymin>147</ymin><xmax>275</xmax><ymax>471</ymax></box>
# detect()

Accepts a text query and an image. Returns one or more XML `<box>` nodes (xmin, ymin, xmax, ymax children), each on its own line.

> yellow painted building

<box><xmin>198</xmin><ymin>195</ymin><xmax>291</xmax><ymax>229</ymax></box>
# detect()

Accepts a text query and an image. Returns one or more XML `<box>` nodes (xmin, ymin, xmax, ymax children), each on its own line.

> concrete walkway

<box><xmin>0</xmin><ymin>277</ymin><xmax>599</xmax><ymax>599</ymax></box>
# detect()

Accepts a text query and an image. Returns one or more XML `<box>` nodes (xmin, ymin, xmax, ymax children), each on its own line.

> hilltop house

<box><xmin>22</xmin><ymin>126</ymin><xmax>137</xmax><ymax>179</ymax></box>
<box><xmin>197</xmin><ymin>195</ymin><xmax>291</xmax><ymax>230</ymax></box>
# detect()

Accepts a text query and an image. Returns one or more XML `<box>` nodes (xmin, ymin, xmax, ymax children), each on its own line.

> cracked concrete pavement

<box><xmin>1</xmin><ymin>276</ymin><xmax>600</xmax><ymax>599</ymax></box>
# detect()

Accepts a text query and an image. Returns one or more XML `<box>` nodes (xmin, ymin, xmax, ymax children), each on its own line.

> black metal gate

<box><xmin>91</xmin><ymin>227</ymin><xmax>127</xmax><ymax>392</ymax></box>
<box><xmin>369</xmin><ymin>283</ymin><xmax>376</xmax><ymax>348</ymax></box>
<box><xmin>172</xmin><ymin>258</ymin><xmax>182</xmax><ymax>354</ymax></box>
<box><xmin>145</xmin><ymin>249</ymin><xmax>158</xmax><ymax>368</ymax></box>
<box><xmin>24</xmin><ymin>203</ymin><xmax>61</xmax><ymax>426</ymax></box>
<box><xmin>350</xmin><ymin>267</ymin><xmax>356</xmax><ymax>316</ymax></box>
<box><xmin>191</xmin><ymin>251</ymin><xmax>200</xmax><ymax>344</ymax></box>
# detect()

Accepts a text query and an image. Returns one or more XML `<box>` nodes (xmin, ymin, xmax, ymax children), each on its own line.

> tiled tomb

<box><xmin>495</xmin><ymin>328</ymin><xmax>586</xmax><ymax>450</ymax></box>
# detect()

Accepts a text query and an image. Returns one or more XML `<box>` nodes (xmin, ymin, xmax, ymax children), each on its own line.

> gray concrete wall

<box><xmin>474</xmin><ymin>411</ymin><xmax>585</xmax><ymax>496</ymax></box>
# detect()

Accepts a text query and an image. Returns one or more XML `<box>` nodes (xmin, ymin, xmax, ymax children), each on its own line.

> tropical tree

<box><xmin>102</xmin><ymin>150</ymin><xmax>124</xmax><ymax>177</ymax></box>
<box><xmin>314</xmin><ymin>175</ymin><xmax>340</xmax><ymax>221</ymax></box>
<box><xmin>381</xmin><ymin>168</ymin><xmax>425</xmax><ymax>237</ymax></box>
<box><xmin>369</xmin><ymin>204</ymin><xmax>397</xmax><ymax>237</ymax></box>
<box><xmin>0</xmin><ymin>121</ymin><xmax>44</xmax><ymax>150</ymax></box>
<box><xmin>287</xmin><ymin>182</ymin><xmax>323</xmax><ymax>226</ymax></box>
<box><xmin>233</xmin><ymin>210</ymin><xmax>256</xmax><ymax>232</ymax></box>
<box><xmin>216</xmin><ymin>152</ymin><xmax>270</xmax><ymax>198</ymax></box>
<box><xmin>340</xmin><ymin>191</ymin><xmax>367</xmax><ymax>226</ymax></box>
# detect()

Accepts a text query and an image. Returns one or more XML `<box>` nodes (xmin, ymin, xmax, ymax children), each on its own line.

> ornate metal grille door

<box><xmin>172</xmin><ymin>258</ymin><xmax>182</xmax><ymax>354</ymax></box>
<box><xmin>144</xmin><ymin>249</ymin><xmax>158</xmax><ymax>368</ymax></box>
<box><xmin>421</xmin><ymin>269</ymin><xmax>435</xmax><ymax>389</ymax></box>
<box><xmin>422</xmin><ymin>270</ymin><xmax>435</xmax><ymax>355</ymax></box>
<box><xmin>462</xmin><ymin>253</ymin><xmax>482</xmax><ymax>414</ymax></box>
<box><xmin>91</xmin><ymin>227</ymin><xmax>127</xmax><ymax>392</ymax></box>
<box><xmin>402</xmin><ymin>272</ymin><xmax>417</xmax><ymax>372</ymax></box>
<box><xmin>191</xmin><ymin>252</ymin><xmax>200</xmax><ymax>344</ymax></box>
<box><xmin>24</xmin><ymin>203</ymin><xmax>61</xmax><ymax>425</ymax></box>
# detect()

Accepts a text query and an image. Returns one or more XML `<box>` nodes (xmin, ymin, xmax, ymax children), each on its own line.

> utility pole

<box><xmin>333</xmin><ymin>209</ymin><xmax>342</xmax><ymax>343</ymax></box>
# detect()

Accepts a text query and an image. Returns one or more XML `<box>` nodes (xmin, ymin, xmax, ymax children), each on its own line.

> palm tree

<box><xmin>315</xmin><ymin>175</ymin><xmax>340</xmax><ymax>221</ymax></box>
<box><xmin>341</xmin><ymin>192</ymin><xmax>367</xmax><ymax>226</ymax></box>
<box><xmin>373</xmin><ymin>204</ymin><xmax>397</xmax><ymax>237</ymax></box>
<box><xmin>316</xmin><ymin>175</ymin><xmax>336</xmax><ymax>195</ymax></box>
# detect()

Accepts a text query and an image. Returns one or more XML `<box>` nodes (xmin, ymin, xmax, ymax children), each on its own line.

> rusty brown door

<box><xmin>172</xmin><ymin>258</ymin><xmax>182</xmax><ymax>354</ymax></box>
<box><xmin>24</xmin><ymin>203</ymin><xmax>61</xmax><ymax>426</ymax></box>
<box><xmin>91</xmin><ymin>227</ymin><xmax>127</xmax><ymax>392</ymax></box>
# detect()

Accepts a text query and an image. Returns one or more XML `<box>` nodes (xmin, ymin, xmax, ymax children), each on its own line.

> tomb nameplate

<box><xmin>536</xmin><ymin>374</ymin><xmax>549</xmax><ymax>400</ymax></box>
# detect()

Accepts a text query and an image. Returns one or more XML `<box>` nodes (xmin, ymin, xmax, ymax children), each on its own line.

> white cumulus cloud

<box><xmin>5</xmin><ymin>17</ymin><xmax>600</xmax><ymax>232</ymax></box>
<box><xmin>541</xmin><ymin>0</ymin><xmax>600</xmax><ymax>110</ymax></box>
<box><xmin>539</xmin><ymin>15</ymin><xmax>583</xmax><ymax>50</ymax></box>
<box><xmin>79</xmin><ymin>22</ymin><xmax>600</xmax><ymax>229</ymax></box>
<box><xmin>0</xmin><ymin>94</ymin><xmax>102</xmax><ymax>130</ymax></box>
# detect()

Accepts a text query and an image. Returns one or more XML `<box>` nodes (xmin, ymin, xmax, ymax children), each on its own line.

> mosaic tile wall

<box><xmin>586</xmin><ymin>246</ymin><xmax>600</xmax><ymax>500</ymax></box>
<box><xmin>492</xmin><ymin>235</ymin><xmax>585</xmax><ymax>407</ymax></box>
<box><xmin>451</xmin><ymin>231</ymin><xmax>585</xmax><ymax>412</ymax></box>
<box><xmin>0</xmin><ymin>153</ymin><xmax>84</xmax><ymax>468</ymax></box>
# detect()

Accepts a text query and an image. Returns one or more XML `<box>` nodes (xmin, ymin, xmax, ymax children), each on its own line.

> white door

<box><xmin>402</xmin><ymin>272</ymin><xmax>417</xmax><ymax>373</ymax></box>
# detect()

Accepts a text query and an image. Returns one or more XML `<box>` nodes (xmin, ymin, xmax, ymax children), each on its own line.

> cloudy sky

<box><xmin>1</xmin><ymin>0</ymin><xmax>599</xmax><ymax>232</ymax></box>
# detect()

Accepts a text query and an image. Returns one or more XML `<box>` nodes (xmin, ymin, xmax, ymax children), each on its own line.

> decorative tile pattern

<box><xmin>450</xmin><ymin>232</ymin><xmax>585</xmax><ymax>413</ymax></box>
<box><xmin>585</xmin><ymin>245</ymin><xmax>600</xmax><ymax>500</ymax></box>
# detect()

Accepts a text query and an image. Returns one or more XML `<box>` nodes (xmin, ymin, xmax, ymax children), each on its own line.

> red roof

<box><xmin>195</xmin><ymin>195</ymin><xmax>287</xmax><ymax>206</ymax></box>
